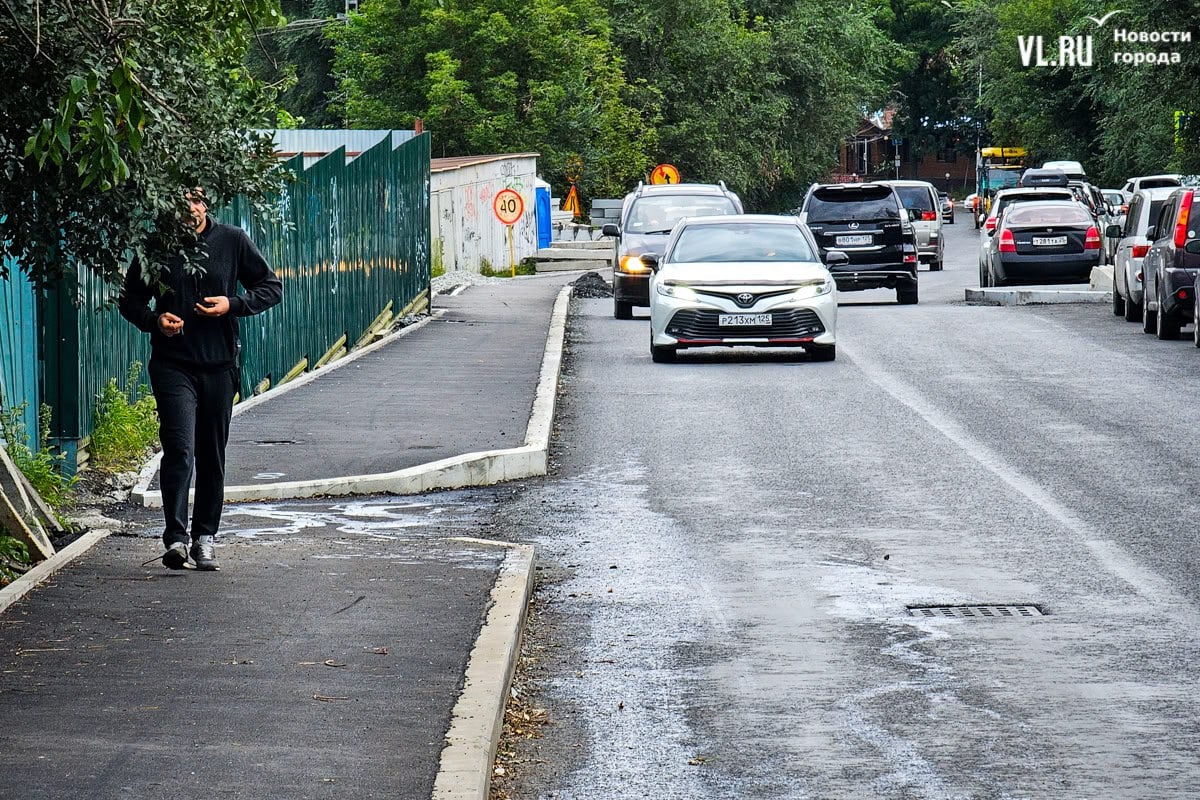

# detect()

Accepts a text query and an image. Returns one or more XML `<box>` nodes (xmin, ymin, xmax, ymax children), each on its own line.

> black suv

<box><xmin>602</xmin><ymin>182</ymin><xmax>743</xmax><ymax>319</ymax></box>
<box><xmin>798</xmin><ymin>183</ymin><xmax>919</xmax><ymax>304</ymax></box>
<box><xmin>1141</xmin><ymin>187</ymin><xmax>1200</xmax><ymax>340</ymax></box>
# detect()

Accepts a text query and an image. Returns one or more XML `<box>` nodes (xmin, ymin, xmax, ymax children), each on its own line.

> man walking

<box><xmin>120</xmin><ymin>190</ymin><xmax>282</xmax><ymax>570</ymax></box>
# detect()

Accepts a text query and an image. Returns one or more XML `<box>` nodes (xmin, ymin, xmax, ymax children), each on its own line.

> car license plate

<box><xmin>1032</xmin><ymin>236</ymin><xmax>1068</xmax><ymax>246</ymax></box>
<box><xmin>719</xmin><ymin>313</ymin><xmax>772</xmax><ymax>327</ymax></box>
<box><xmin>836</xmin><ymin>234</ymin><xmax>872</xmax><ymax>246</ymax></box>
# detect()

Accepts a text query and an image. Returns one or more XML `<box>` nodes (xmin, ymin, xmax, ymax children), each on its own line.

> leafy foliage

<box><xmin>0</xmin><ymin>404</ymin><xmax>76</xmax><ymax>510</ymax></box>
<box><xmin>333</xmin><ymin>0</ymin><xmax>657</xmax><ymax>199</ymax></box>
<box><xmin>0</xmin><ymin>0</ymin><xmax>288</xmax><ymax>290</ymax></box>
<box><xmin>246</xmin><ymin>0</ymin><xmax>342</xmax><ymax>128</ymax></box>
<box><xmin>0</xmin><ymin>535</ymin><xmax>32</xmax><ymax>587</ymax></box>
<box><xmin>89</xmin><ymin>363</ymin><xmax>159</xmax><ymax>474</ymax></box>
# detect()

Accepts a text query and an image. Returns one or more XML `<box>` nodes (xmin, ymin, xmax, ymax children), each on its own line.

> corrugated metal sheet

<box><xmin>41</xmin><ymin>133</ymin><xmax>431</xmax><ymax>464</ymax></box>
<box><xmin>430</xmin><ymin>155</ymin><xmax>539</xmax><ymax>273</ymax></box>
<box><xmin>266</xmin><ymin>129</ymin><xmax>418</xmax><ymax>169</ymax></box>
<box><xmin>0</xmin><ymin>263</ymin><xmax>40</xmax><ymax>450</ymax></box>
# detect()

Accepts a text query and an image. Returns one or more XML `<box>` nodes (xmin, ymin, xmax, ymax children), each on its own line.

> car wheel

<box><xmin>1194</xmin><ymin>292</ymin><xmax>1200</xmax><ymax>347</ymax></box>
<box><xmin>1123</xmin><ymin>273</ymin><xmax>1141</xmax><ymax>323</ymax></box>
<box><xmin>948</xmin><ymin>214</ymin><xmax>955</xmax><ymax>225</ymax></box>
<box><xmin>897</xmin><ymin>284</ymin><xmax>919</xmax><ymax>305</ymax></box>
<box><xmin>1157</xmin><ymin>290</ymin><xmax>1181</xmax><ymax>340</ymax></box>
<box><xmin>650</xmin><ymin>332</ymin><xmax>677</xmax><ymax>362</ymax></box>
<box><xmin>807</xmin><ymin>343</ymin><xmax>836</xmax><ymax>362</ymax></box>
<box><xmin>1142</xmin><ymin>291</ymin><xmax>1157</xmax><ymax>334</ymax></box>
<box><xmin>1112</xmin><ymin>278</ymin><xmax>1125</xmax><ymax>316</ymax></box>
<box><xmin>614</xmin><ymin>299</ymin><xmax>633</xmax><ymax>320</ymax></box>
<box><xmin>930</xmin><ymin>259</ymin><xmax>943</xmax><ymax>272</ymax></box>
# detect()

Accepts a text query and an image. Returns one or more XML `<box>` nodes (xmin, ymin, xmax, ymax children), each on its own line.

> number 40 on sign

<box><xmin>493</xmin><ymin>189</ymin><xmax>525</xmax><ymax>276</ymax></box>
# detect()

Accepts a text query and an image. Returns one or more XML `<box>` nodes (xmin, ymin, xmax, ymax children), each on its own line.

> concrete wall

<box><xmin>431</xmin><ymin>156</ymin><xmax>540</xmax><ymax>273</ymax></box>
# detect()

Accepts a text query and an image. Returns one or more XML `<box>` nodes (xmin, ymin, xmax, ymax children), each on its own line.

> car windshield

<box><xmin>895</xmin><ymin>186</ymin><xmax>935</xmax><ymax>212</ymax></box>
<box><xmin>1139</xmin><ymin>178</ymin><xmax>1180</xmax><ymax>189</ymax></box>
<box><xmin>1006</xmin><ymin>204</ymin><xmax>1092</xmax><ymax>225</ymax></box>
<box><xmin>626</xmin><ymin>195</ymin><xmax>737</xmax><ymax>233</ymax></box>
<box><xmin>806</xmin><ymin>188</ymin><xmax>900</xmax><ymax>222</ymax></box>
<box><xmin>995</xmin><ymin>193</ymin><xmax>1072</xmax><ymax>216</ymax></box>
<box><xmin>670</xmin><ymin>223</ymin><xmax>817</xmax><ymax>263</ymax></box>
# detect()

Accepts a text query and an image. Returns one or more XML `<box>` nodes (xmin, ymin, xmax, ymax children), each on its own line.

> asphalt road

<box><xmin>492</xmin><ymin>220</ymin><xmax>1200</xmax><ymax>798</ymax></box>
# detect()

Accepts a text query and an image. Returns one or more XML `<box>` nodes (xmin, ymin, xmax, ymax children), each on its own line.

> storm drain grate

<box><xmin>907</xmin><ymin>604</ymin><xmax>1044</xmax><ymax>619</ymax></box>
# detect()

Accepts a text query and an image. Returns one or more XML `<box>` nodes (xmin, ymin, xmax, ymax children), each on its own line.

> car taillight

<box><xmin>998</xmin><ymin>229</ymin><xmax>1016</xmax><ymax>252</ymax></box>
<box><xmin>1120</xmin><ymin>204</ymin><xmax>1128</xmax><ymax>214</ymax></box>
<box><xmin>1178</xmin><ymin>287</ymin><xmax>1191</xmax><ymax>301</ymax></box>
<box><xmin>1131</xmin><ymin>244</ymin><xmax>1150</xmax><ymax>258</ymax></box>
<box><xmin>903</xmin><ymin>253</ymin><xmax>917</xmax><ymax>263</ymax></box>
<box><xmin>1085</xmin><ymin>226</ymin><xmax>1101</xmax><ymax>250</ymax></box>
<box><xmin>1174</xmin><ymin>191</ymin><xmax>1194</xmax><ymax>248</ymax></box>
<box><xmin>921</xmin><ymin>211</ymin><xmax>937</xmax><ymax>221</ymax></box>
<box><xmin>985</xmin><ymin>216</ymin><xmax>998</xmax><ymax>233</ymax></box>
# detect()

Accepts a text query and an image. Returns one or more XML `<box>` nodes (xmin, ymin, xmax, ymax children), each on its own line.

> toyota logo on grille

<box><xmin>848</xmin><ymin>222</ymin><xmax>860</xmax><ymax>230</ymax></box>
<box><xmin>737</xmin><ymin>292</ymin><xmax>755</xmax><ymax>305</ymax></box>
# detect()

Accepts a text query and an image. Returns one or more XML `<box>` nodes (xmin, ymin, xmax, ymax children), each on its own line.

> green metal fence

<box><xmin>38</xmin><ymin>132</ymin><xmax>431</xmax><ymax>465</ymax></box>
<box><xmin>0</xmin><ymin>261</ymin><xmax>40</xmax><ymax>450</ymax></box>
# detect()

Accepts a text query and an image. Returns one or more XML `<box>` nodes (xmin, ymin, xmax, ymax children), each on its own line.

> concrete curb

<box><xmin>965</xmin><ymin>287</ymin><xmax>1110</xmax><ymax>306</ymax></box>
<box><xmin>432</xmin><ymin>539</ymin><xmax>535</xmax><ymax>800</ymax></box>
<box><xmin>131</xmin><ymin>311</ymin><xmax>443</xmax><ymax>506</ymax></box>
<box><xmin>0</xmin><ymin>530</ymin><xmax>111</xmax><ymax>615</ymax></box>
<box><xmin>134</xmin><ymin>285</ymin><xmax>571</xmax><ymax>506</ymax></box>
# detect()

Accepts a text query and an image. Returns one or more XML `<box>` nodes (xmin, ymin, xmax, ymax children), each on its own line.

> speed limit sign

<box><xmin>493</xmin><ymin>189</ymin><xmax>524</xmax><ymax>224</ymax></box>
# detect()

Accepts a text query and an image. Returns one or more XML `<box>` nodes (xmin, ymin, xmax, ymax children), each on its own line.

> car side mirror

<box><xmin>1145</xmin><ymin>226</ymin><xmax>1158</xmax><ymax>240</ymax></box>
<box><xmin>824</xmin><ymin>250</ymin><xmax>850</xmax><ymax>267</ymax></box>
<box><xmin>1186</xmin><ymin>240</ymin><xmax>1200</xmax><ymax>254</ymax></box>
<box><xmin>601</xmin><ymin>223</ymin><xmax>619</xmax><ymax>237</ymax></box>
<box><xmin>1105</xmin><ymin>224</ymin><xmax>1122</xmax><ymax>238</ymax></box>
<box><xmin>907</xmin><ymin>208</ymin><xmax>920</xmax><ymax>222</ymax></box>
<box><xmin>641</xmin><ymin>252</ymin><xmax>660</xmax><ymax>271</ymax></box>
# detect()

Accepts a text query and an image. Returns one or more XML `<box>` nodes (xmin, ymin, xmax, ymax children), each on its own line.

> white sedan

<box><xmin>645</xmin><ymin>214</ymin><xmax>840</xmax><ymax>362</ymax></box>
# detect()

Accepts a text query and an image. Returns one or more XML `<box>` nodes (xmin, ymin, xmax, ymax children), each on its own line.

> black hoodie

<box><xmin>119</xmin><ymin>217</ymin><xmax>283</xmax><ymax>370</ymax></box>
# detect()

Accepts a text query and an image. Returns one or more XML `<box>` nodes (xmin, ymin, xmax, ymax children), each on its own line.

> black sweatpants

<box><xmin>149</xmin><ymin>358</ymin><xmax>237</xmax><ymax>547</ymax></box>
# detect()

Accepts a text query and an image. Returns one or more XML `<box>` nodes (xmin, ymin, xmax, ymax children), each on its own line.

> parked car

<box><xmin>1141</xmin><ymin>187</ymin><xmax>1200</xmax><ymax>339</ymax></box>
<box><xmin>602</xmin><ymin>182</ymin><xmax>743</xmax><ymax>319</ymax></box>
<box><xmin>1122</xmin><ymin>174</ymin><xmax>1182</xmax><ymax>194</ymax></box>
<box><xmin>796</xmin><ymin>182</ymin><xmax>919</xmax><ymax>304</ymax></box>
<box><xmin>980</xmin><ymin>201</ymin><xmax>1101</xmax><ymax>287</ymax></box>
<box><xmin>939</xmin><ymin>192</ymin><xmax>955</xmax><ymax>224</ymax></box>
<box><xmin>1107</xmin><ymin>186</ymin><xmax>1176</xmax><ymax>322</ymax></box>
<box><xmin>1041</xmin><ymin>160</ymin><xmax>1087</xmax><ymax>180</ymax></box>
<box><xmin>644</xmin><ymin>215</ymin><xmax>838</xmax><ymax>362</ymax></box>
<box><xmin>1019</xmin><ymin>168</ymin><xmax>1070</xmax><ymax>188</ymax></box>
<box><xmin>884</xmin><ymin>180</ymin><xmax>944</xmax><ymax>270</ymax></box>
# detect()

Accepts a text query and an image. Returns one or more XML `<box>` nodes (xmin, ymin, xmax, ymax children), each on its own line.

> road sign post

<box><xmin>493</xmin><ymin>189</ymin><xmax>525</xmax><ymax>277</ymax></box>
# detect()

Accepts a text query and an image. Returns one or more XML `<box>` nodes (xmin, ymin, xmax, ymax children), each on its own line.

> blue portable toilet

<box><xmin>534</xmin><ymin>177</ymin><xmax>552</xmax><ymax>249</ymax></box>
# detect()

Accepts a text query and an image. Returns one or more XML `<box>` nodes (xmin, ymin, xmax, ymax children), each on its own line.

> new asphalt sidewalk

<box><xmin>0</xmin><ymin>272</ymin><xmax>577</xmax><ymax>800</ymax></box>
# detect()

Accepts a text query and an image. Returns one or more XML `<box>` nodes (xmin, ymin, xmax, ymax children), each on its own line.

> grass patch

<box><xmin>0</xmin><ymin>403</ymin><xmax>76</xmax><ymax>509</ymax></box>
<box><xmin>90</xmin><ymin>362</ymin><xmax>159</xmax><ymax>474</ymax></box>
<box><xmin>479</xmin><ymin>261</ymin><xmax>538</xmax><ymax>278</ymax></box>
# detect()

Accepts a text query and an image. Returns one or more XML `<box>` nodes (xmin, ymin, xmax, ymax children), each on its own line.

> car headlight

<box><xmin>618</xmin><ymin>255</ymin><xmax>650</xmax><ymax>274</ymax></box>
<box><xmin>655</xmin><ymin>282</ymin><xmax>698</xmax><ymax>301</ymax></box>
<box><xmin>792</xmin><ymin>279</ymin><xmax>835</xmax><ymax>301</ymax></box>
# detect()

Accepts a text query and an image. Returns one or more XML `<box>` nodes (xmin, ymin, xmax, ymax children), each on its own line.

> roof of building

<box><xmin>431</xmin><ymin>153</ymin><xmax>540</xmax><ymax>173</ymax></box>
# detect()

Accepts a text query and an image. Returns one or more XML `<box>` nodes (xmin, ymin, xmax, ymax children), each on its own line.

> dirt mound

<box><xmin>571</xmin><ymin>271</ymin><xmax>613</xmax><ymax>299</ymax></box>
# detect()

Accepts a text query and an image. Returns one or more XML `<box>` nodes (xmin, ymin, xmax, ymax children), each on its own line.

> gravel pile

<box><xmin>571</xmin><ymin>271</ymin><xmax>613</xmax><ymax>299</ymax></box>
<box><xmin>431</xmin><ymin>270</ymin><xmax>509</xmax><ymax>295</ymax></box>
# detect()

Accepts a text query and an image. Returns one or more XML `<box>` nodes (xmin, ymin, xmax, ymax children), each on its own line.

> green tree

<box><xmin>246</xmin><ymin>0</ymin><xmax>342</xmax><ymax>128</ymax></box>
<box><xmin>332</xmin><ymin>0</ymin><xmax>657</xmax><ymax>198</ymax></box>
<box><xmin>609</xmin><ymin>0</ymin><xmax>897</xmax><ymax>209</ymax></box>
<box><xmin>0</xmin><ymin>0</ymin><xmax>287</xmax><ymax>289</ymax></box>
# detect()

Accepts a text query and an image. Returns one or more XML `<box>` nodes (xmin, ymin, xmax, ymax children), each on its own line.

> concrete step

<box><xmin>535</xmin><ymin>248</ymin><xmax>612</xmax><ymax>261</ymax></box>
<box><xmin>549</xmin><ymin>240</ymin><xmax>610</xmax><ymax>251</ymax></box>
<box><xmin>535</xmin><ymin>259</ymin><xmax>609</xmax><ymax>273</ymax></box>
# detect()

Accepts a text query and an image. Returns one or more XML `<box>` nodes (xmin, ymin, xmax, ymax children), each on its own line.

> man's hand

<box><xmin>195</xmin><ymin>296</ymin><xmax>231</xmax><ymax>317</ymax></box>
<box><xmin>157</xmin><ymin>312</ymin><xmax>184</xmax><ymax>337</ymax></box>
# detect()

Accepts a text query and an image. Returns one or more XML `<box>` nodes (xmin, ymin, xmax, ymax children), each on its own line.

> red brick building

<box><xmin>836</xmin><ymin>111</ymin><xmax>977</xmax><ymax>197</ymax></box>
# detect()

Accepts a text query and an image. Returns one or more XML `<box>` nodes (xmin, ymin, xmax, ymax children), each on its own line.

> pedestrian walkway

<box><xmin>0</xmin><ymin>272</ymin><xmax>577</xmax><ymax>800</ymax></box>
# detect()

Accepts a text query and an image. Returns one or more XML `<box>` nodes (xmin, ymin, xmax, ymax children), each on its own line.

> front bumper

<box><xmin>613</xmin><ymin>269</ymin><xmax>651</xmax><ymax>306</ymax></box>
<box><xmin>650</xmin><ymin>291</ymin><xmax>837</xmax><ymax>349</ymax></box>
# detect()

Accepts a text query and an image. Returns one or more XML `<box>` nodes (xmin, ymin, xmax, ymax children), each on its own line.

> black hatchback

<box><xmin>798</xmin><ymin>183</ymin><xmax>919</xmax><ymax>304</ymax></box>
<box><xmin>1142</xmin><ymin>187</ymin><xmax>1200</xmax><ymax>340</ymax></box>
